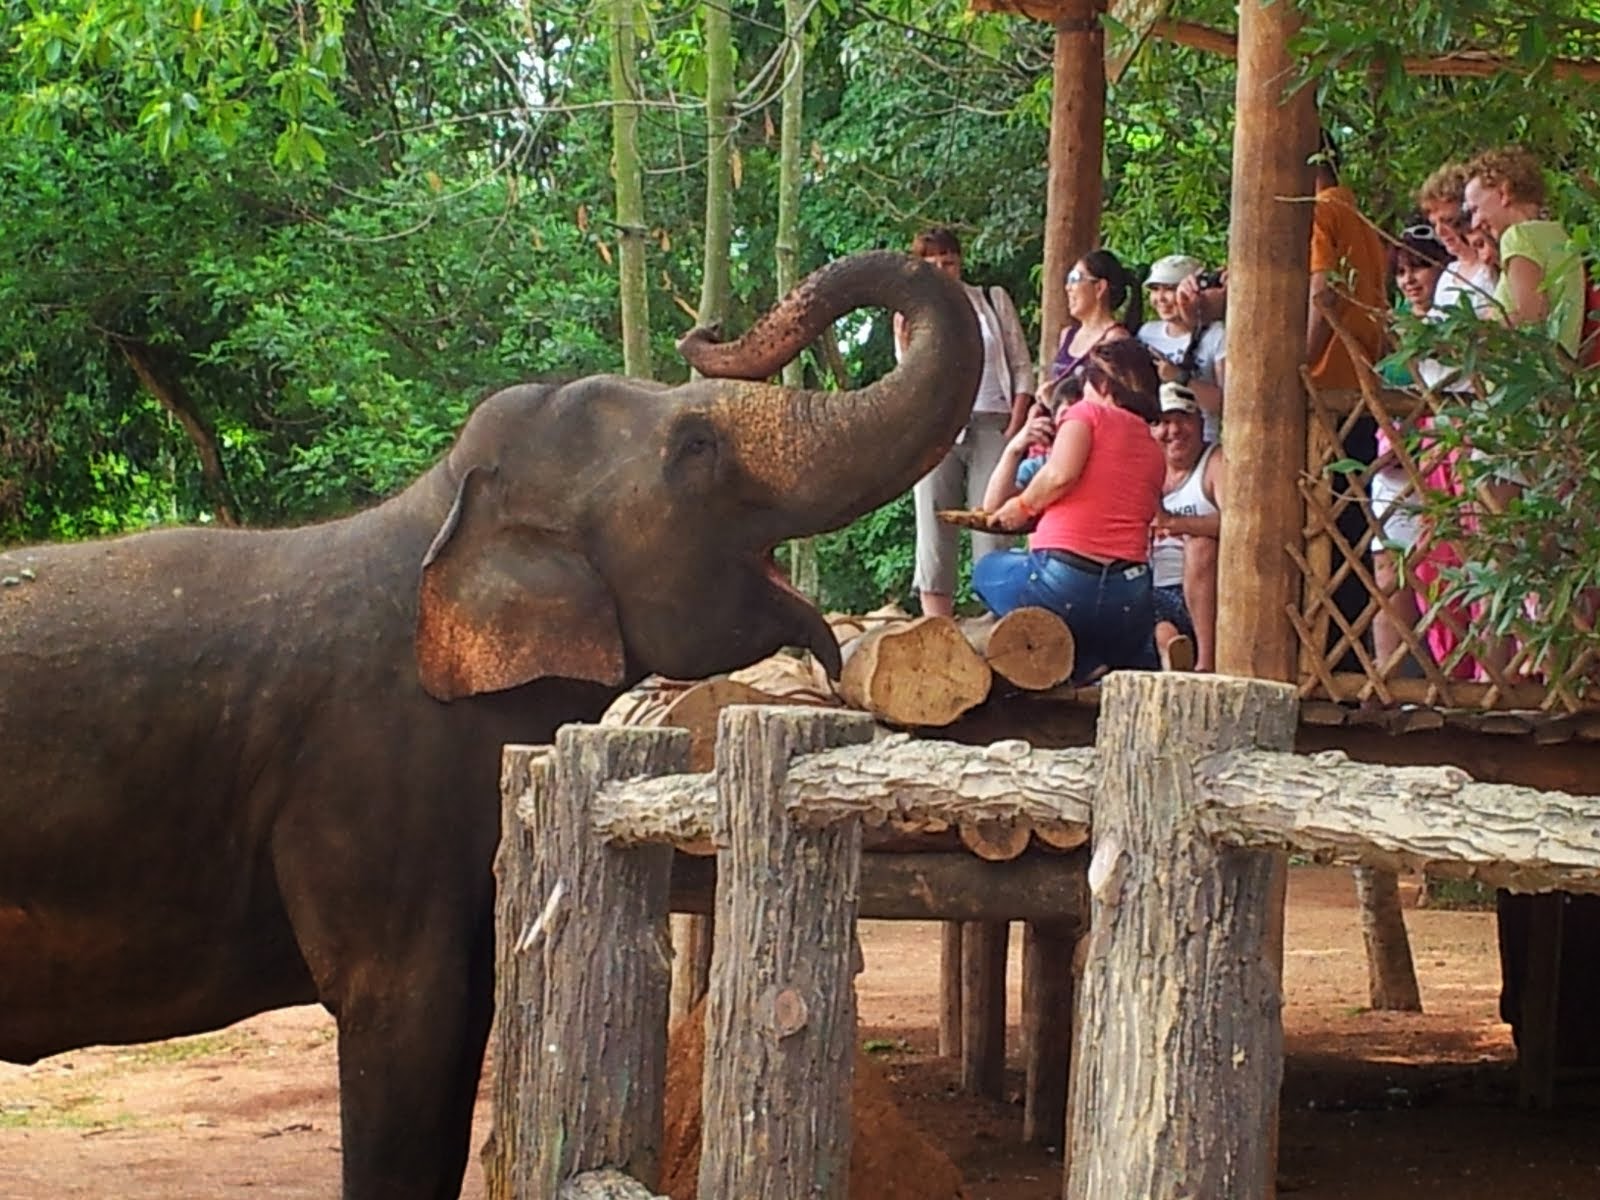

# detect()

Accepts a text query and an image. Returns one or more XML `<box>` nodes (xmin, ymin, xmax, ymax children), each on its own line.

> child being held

<box><xmin>1014</xmin><ymin>375</ymin><xmax>1084</xmax><ymax>488</ymax></box>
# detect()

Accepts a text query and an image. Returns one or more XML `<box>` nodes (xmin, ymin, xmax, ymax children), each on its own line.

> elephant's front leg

<box><xmin>332</xmin><ymin>943</ymin><xmax>494</xmax><ymax>1200</ymax></box>
<box><xmin>272</xmin><ymin>807</ymin><xmax>498</xmax><ymax>1200</ymax></box>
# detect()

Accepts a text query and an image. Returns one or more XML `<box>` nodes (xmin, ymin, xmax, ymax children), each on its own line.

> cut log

<box><xmin>836</xmin><ymin>616</ymin><xmax>992</xmax><ymax>727</ymax></box>
<box><xmin>959</xmin><ymin>819</ymin><xmax>1033</xmax><ymax>862</ymax></box>
<box><xmin>660</xmin><ymin>679</ymin><xmax>776</xmax><ymax>771</ymax></box>
<box><xmin>964</xmin><ymin>606</ymin><xmax>1075</xmax><ymax>691</ymax></box>
<box><xmin>1067</xmin><ymin>674</ymin><xmax>1295</xmax><ymax>1200</ymax></box>
<box><xmin>728</xmin><ymin>653</ymin><xmax>838</xmax><ymax>706</ymax></box>
<box><xmin>491</xmin><ymin>729</ymin><xmax>686</xmax><ymax>1198</ymax></box>
<box><xmin>697</xmin><ymin>707</ymin><xmax>873</xmax><ymax>1199</ymax></box>
<box><xmin>1352</xmin><ymin>866</ymin><xmax>1422</xmax><ymax>1012</ymax></box>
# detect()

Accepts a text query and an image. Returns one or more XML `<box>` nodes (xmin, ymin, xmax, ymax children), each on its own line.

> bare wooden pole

<box><xmin>1066</xmin><ymin>673</ymin><xmax>1295</xmax><ymax>1200</ymax></box>
<box><xmin>500</xmin><ymin>727</ymin><xmax>687</xmax><ymax>1199</ymax></box>
<box><xmin>1022</xmin><ymin>919</ymin><xmax>1080</xmax><ymax>1147</ymax></box>
<box><xmin>960</xmin><ymin>920</ymin><xmax>1009</xmax><ymax>1098</ymax></box>
<box><xmin>1216</xmin><ymin>0</ymin><xmax>1316</xmax><ymax>683</ymax></box>
<box><xmin>697</xmin><ymin>706</ymin><xmax>875</xmax><ymax>1199</ymax></box>
<box><xmin>1352</xmin><ymin>866</ymin><xmax>1422</xmax><ymax>1011</ymax></box>
<box><xmin>939</xmin><ymin>922</ymin><xmax>964</xmax><ymax>1057</ymax></box>
<box><xmin>669</xmin><ymin>912</ymin><xmax>714</xmax><ymax>1022</ymax></box>
<box><xmin>1038</xmin><ymin>0</ymin><xmax>1107</xmax><ymax>365</ymax></box>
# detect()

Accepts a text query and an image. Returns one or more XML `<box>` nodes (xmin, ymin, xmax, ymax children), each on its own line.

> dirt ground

<box><xmin>4</xmin><ymin>866</ymin><xmax>1599</xmax><ymax>1199</ymax></box>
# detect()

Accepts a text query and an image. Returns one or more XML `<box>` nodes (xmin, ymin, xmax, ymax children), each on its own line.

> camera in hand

<box><xmin>1195</xmin><ymin>268</ymin><xmax>1225</xmax><ymax>290</ymax></box>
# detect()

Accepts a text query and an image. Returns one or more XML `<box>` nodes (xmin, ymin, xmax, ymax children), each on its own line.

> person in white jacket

<box><xmin>893</xmin><ymin>227</ymin><xmax>1036</xmax><ymax>617</ymax></box>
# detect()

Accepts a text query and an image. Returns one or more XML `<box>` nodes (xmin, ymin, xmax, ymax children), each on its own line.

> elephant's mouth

<box><xmin>758</xmin><ymin>548</ymin><xmax>843</xmax><ymax>680</ymax></box>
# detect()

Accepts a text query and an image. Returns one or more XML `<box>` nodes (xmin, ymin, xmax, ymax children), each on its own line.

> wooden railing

<box><xmin>484</xmin><ymin>677</ymin><xmax>1600</xmax><ymax>1199</ymax></box>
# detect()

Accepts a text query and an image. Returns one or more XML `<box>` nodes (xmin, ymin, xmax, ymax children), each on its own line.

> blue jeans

<box><xmin>972</xmin><ymin>548</ymin><xmax>1158</xmax><ymax>683</ymax></box>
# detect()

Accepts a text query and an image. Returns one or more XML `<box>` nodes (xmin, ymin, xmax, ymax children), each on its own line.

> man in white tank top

<box><xmin>1150</xmin><ymin>383</ymin><xmax>1225</xmax><ymax>671</ymax></box>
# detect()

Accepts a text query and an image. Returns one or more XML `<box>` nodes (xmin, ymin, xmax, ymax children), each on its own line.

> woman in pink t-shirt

<box><xmin>974</xmin><ymin>338</ymin><xmax>1166</xmax><ymax>682</ymax></box>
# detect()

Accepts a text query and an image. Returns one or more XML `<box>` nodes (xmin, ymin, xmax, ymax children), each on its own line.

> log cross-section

<box><xmin>696</xmin><ymin>706</ymin><xmax>877</xmax><ymax>1200</ymax></box>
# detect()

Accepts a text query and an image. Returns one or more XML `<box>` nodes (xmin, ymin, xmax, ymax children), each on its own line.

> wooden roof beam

<box><xmin>1149</xmin><ymin>17</ymin><xmax>1600</xmax><ymax>83</ymax></box>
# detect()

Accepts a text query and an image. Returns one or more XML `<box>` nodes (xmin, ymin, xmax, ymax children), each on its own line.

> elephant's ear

<box><xmin>415</xmin><ymin>467</ymin><xmax>627</xmax><ymax>701</ymax></box>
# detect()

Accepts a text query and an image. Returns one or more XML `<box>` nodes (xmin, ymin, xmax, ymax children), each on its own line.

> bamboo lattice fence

<box><xmin>1295</xmin><ymin>333</ymin><xmax>1598</xmax><ymax>714</ymax></box>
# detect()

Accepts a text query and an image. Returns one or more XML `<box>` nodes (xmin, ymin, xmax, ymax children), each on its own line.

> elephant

<box><xmin>0</xmin><ymin>250</ymin><xmax>982</xmax><ymax>1199</ymax></box>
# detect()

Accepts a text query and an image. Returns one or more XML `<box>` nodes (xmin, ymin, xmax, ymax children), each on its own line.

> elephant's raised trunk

<box><xmin>681</xmin><ymin>251</ymin><xmax>982</xmax><ymax>539</ymax></box>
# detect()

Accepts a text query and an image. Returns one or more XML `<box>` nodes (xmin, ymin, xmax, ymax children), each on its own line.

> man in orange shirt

<box><xmin>1306</xmin><ymin>129</ymin><xmax>1387</xmax><ymax>390</ymax></box>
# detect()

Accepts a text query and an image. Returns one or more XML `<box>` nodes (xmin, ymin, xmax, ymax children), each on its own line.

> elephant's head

<box><xmin>413</xmin><ymin>250</ymin><xmax>981</xmax><ymax>700</ymax></box>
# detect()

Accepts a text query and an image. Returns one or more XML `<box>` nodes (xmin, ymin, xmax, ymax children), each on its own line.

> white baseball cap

<box><xmin>1146</xmin><ymin>254</ymin><xmax>1204</xmax><ymax>288</ymax></box>
<box><xmin>1159</xmin><ymin>381</ymin><xmax>1200</xmax><ymax>415</ymax></box>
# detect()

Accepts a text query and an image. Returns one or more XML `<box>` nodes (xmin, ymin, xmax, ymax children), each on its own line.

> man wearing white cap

<box><xmin>1138</xmin><ymin>254</ymin><xmax>1227</xmax><ymax>442</ymax></box>
<box><xmin>1151</xmin><ymin>381</ymin><xmax>1225</xmax><ymax>672</ymax></box>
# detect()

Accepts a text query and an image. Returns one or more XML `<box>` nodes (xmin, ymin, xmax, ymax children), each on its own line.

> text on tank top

<box><xmin>1150</xmin><ymin>443</ymin><xmax>1218</xmax><ymax>589</ymax></box>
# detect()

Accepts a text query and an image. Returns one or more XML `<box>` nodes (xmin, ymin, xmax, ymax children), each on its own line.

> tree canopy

<box><xmin>3</xmin><ymin>0</ymin><xmax>1597</xmax><ymax>613</ymax></box>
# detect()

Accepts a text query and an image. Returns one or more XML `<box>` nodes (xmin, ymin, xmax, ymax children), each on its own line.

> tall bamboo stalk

<box><xmin>609</xmin><ymin>0</ymin><xmax>651</xmax><ymax>377</ymax></box>
<box><xmin>696</xmin><ymin>0</ymin><xmax>733</xmax><ymax>330</ymax></box>
<box><xmin>777</xmin><ymin>0</ymin><xmax>819</xmax><ymax>598</ymax></box>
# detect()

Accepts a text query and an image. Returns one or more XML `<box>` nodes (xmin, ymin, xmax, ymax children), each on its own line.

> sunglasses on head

<box><xmin>1402</xmin><ymin>224</ymin><xmax>1442</xmax><ymax>242</ymax></box>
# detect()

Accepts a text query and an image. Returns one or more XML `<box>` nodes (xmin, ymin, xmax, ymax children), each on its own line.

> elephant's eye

<box><xmin>667</xmin><ymin>419</ymin><xmax>720</xmax><ymax>481</ymax></box>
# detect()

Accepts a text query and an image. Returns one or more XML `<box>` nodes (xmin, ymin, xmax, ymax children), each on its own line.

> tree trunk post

<box><xmin>1216</xmin><ymin>9</ymin><xmax>1316</xmax><ymax>1191</ymax></box>
<box><xmin>496</xmin><ymin>727</ymin><xmax>687</xmax><ymax>1199</ymax></box>
<box><xmin>960</xmin><ymin>920</ymin><xmax>1009</xmax><ymax>1099</ymax></box>
<box><xmin>939</xmin><ymin>922</ymin><xmax>964</xmax><ymax>1058</ymax></box>
<box><xmin>1039</xmin><ymin>0</ymin><xmax>1107</xmax><ymax>364</ymax></box>
<box><xmin>1216</xmin><ymin>0</ymin><xmax>1315</xmax><ymax>683</ymax></box>
<box><xmin>697</xmin><ymin>706</ymin><xmax>875</xmax><ymax>1200</ymax></box>
<box><xmin>1066</xmin><ymin>673</ymin><xmax>1296</xmax><ymax>1200</ymax></box>
<box><xmin>1353</xmin><ymin>866</ymin><xmax>1422</xmax><ymax>1011</ymax></box>
<box><xmin>1022</xmin><ymin>919</ymin><xmax>1079</xmax><ymax>1148</ymax></box>
<box><xmin>484</xmin><ymin>746</ymin><xmax>551</xmax><ymax>1200</ymax></box>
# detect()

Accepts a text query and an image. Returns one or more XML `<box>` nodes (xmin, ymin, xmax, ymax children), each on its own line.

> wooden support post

<box><xmin>669</xmin><ymin>913</ymin><xmax>714</xmax><ymax>1023</ymax></box>
<box><xmin>961</xmin><ymin>920</ymin><xmax>1010</xmax><ymax>1099</ymax></box>
<box><xmin>1216</xmin><ymin>0</ymin><xmax>1315</xmax><ymax>682</ymax></box>
<box><xmin>493</xmin><ymin>727</ymin><xmax>686</xmax><ymax>1200</ymax></box>
<box><xmin>485</xmin><ymin>746</ymin><xmax>551</xmax><ymax>1200</ymax></box>
<box><xmin>1022</xmin><ymin>919</ymin><xmax>1079</xmax><ymax>1148</ymax></box>
<box><xmin>1039</xmin><ymin>0</ymin><xmax>1107</xmax><ymax>363</ymax></box>
<box><xmin>1066</xmin><ymin>674</ymin><xmax>1296</xmax><ymax>1200</ymax></box>
<box><xmin>1353</xmin><ymin>866</ymin><xmax>1422</xmax><ymax>1012</ymax></box>
<box><xmin>939</xmin><ymin>922</ymin><xmax>964</xmax><ymax>1058</ymax></box>
<box><xmin>1216</xmin><ymin>9</ymin><xmax>1315</xmax><ymax>1193</ymax></box>
<box><xmin>698</xmin><ymin>706</ymin><xmax>875</xmax><ymax>1200</ymax></box>
<box><xmin>1517</xmin><ymin>892</ymin><xmax>1565</xmax><ymax>1109</ymax></box>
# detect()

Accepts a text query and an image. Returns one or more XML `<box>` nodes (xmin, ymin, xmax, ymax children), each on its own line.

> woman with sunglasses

<box><xmin>1012</xmin><ymin>250</ymin><xmax>1140</xmax><ymax>490</ymax></box>
<box><xmin>1371</xmin><ymin>219</ymin><xmax>1453</xmax><ymax>678</ymax></box>
<box><xmin>974</xmin><ymin>339</ymin><xmax>1165</xmax><ymax>683</ymax></box>
<box><xmin>1039</xmin><ymin>250</ymin><xmax>1140</xmax><ymax>407</ymax></box>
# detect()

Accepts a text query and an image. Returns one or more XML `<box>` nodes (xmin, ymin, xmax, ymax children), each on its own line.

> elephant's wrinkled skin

<box><xmin>0</xmin><ymin>252</ymin><xmax>981</xmax><ymax>1199</ymax></box>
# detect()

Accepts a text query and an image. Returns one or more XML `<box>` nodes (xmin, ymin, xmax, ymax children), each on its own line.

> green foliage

<box><xmin>1385</xmin><ymin>271</ymin><xmax>1600</xmax><ymax>685</ymax></box>
<box><xmin>3</xmin><ymin>0</ymin><xmax>1600</xmax><ymax>656</ymax></box>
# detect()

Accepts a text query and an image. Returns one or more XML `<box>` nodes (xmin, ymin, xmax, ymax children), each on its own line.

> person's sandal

<box><xmin>1160</xmin><ymin>634</ymin><xmax>1196</xmax><ymax>672</ymax></box>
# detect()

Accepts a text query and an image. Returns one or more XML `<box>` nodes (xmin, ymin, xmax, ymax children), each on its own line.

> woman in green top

<box><xmin>1463</xmin><ymin>146</ymin><xmax>1584</xmax><ymax>357</ymax></box>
